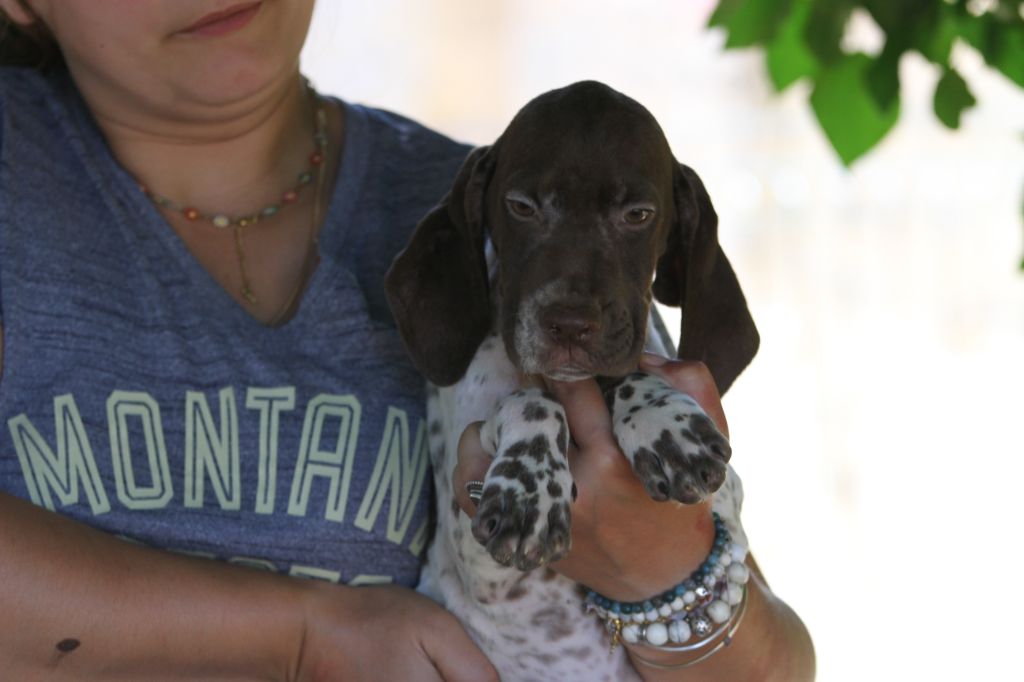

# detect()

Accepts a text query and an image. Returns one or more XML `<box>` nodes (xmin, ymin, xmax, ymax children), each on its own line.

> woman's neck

<box><xmin>79</xmin><ymin>68</ymin><xmax>316</xmax><ymax>219</ymax></box>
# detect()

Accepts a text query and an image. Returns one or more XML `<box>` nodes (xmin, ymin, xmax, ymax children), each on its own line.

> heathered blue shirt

<box><xmin>0</xmin><ymin>67</ymin><xmax>470</xmax><ymax>587</ymax></box>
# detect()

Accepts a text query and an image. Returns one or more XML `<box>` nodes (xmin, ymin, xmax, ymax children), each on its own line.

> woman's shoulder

<box><xmin>0</xmin><ymin>67</ymin><xmax>79</xmax><ymax>158</ymax></box>
<box><xmin>318</xmin><ymin>101</ymin><xmax>475</xmax><ymax>323</ymax></box>
<box><xmin>0</xmin><ymin>66</ymin><xmax>65</xmax><ymax>112</ymax></box>
<box><xmin>352</xmin><ymin>103</ymin><xmax>473</xmax><ymax>160</ymax></box>
<box><xmin>334</xmin><ymin>100</ymin><xmax>475</xmax><ymax>233</ymax></box>
<box><xmin>0</xmin><ymin>67</ymin><xmax>38</xmax><ymax>146</ymax></box>
<box><xmin>343</xmin><ymin>101</ymin><xmax>473</xmax><ymax>194</ymax></box>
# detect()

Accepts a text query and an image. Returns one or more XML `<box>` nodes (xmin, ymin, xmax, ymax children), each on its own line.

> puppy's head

<box><xmin>386</xmin><ymin>81</ymin><xmax>758</xmax><ymax>392</ymax></box>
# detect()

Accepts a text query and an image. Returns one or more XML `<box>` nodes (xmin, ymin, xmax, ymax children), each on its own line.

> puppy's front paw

<box><xmin>610</xmin><ymin>373</ymin><xmax>731</xmax><ymax>504</ymax></box>
<box><xmin>471</xmin><ymin>389</ymin><xmax>574</xmax><ymax>571</ymax></box>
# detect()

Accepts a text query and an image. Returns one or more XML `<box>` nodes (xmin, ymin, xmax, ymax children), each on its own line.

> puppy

<box><xmin>386</xmin><ymin>81</ymin><xmax>758</xmax><ymax>680</ymax></box>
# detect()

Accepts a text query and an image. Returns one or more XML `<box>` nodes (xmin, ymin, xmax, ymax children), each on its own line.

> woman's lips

<box><xmin>180</xmin><ymin>2</ymin><xmax>262</xmax><ymax>37</ymax></box>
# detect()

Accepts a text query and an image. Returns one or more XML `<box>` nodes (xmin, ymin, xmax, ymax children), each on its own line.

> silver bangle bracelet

<box><xmin>629</xmin><ymin>584</ymin><xmax>749</xmax><ymax>670</ymax></box>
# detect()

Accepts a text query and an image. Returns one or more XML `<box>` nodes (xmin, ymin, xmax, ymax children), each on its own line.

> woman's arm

<box><xmin>0</xmin><ymin>490</ymin><xmax>300</xmax><ymax>680</ymax></box>
<box><xmin>0</xmin><ymin>492</ymin><xmax>496</xmax><ymax>682</ymax></box>
<box><xmin>5</xmin><ymin>331</ymin><xmax>289</xmax><ymax>678</ymax></box>
<box><xmin>621</xmin><ymin>552</ymin><xmax>814</xmax><ymax>682</ymax></box>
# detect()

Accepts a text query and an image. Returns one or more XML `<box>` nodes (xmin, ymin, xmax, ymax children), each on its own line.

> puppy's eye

<box><xmin>505</xmin><ymin>196</ymin><xmax>537</xmax><ymax>219</ymax></box>
<box><xmin>624</xmin><ymin>207</ymin><xmax>654</xmax><ymax>225</ymax></box>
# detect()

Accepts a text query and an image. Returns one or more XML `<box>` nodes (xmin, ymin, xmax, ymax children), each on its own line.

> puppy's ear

<box><xmin>385</xmin><ymin>146</ymin><xmax>496</xmax><ymax>386</ymax></box>
<box><xmin>652</xmin><ymin>163</ymin><xmax>759</xmax><ymax>394</ymax></box>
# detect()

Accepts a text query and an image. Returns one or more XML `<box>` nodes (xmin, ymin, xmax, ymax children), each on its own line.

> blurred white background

<box><xmin>302</xmin><ymin>1</ymin><xmax>1024</xmax><ymax>680</ymax></box>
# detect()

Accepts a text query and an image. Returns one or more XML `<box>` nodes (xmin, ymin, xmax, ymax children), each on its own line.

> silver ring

<box><xmin>465</xmin><ymin>480</ymin><xmax>485</xmax><ymax>506</ymax></box>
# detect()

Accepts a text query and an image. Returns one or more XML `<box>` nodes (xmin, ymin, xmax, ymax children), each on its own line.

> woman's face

<box><xmin>2</xmin><ymin>0</ymin><xmax>316</xmax><ymax>122</ymax></box>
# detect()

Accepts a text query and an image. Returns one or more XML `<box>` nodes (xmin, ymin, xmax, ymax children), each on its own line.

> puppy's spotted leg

<box><xmin>609</xmin><ymin>372</ymin><xmax>731</xmax><ymax>504</ymax></box>
<box><xmin>471</xmin><ymin>388</ymin><xmax>575</xmax><ymax>571</ymax></box>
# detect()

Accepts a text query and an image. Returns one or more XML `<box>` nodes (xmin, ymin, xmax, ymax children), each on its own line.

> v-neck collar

<box><xmin>54</xmin><ymin>72</ymin><xmax>373</xmax><ymax>336</ymax></box>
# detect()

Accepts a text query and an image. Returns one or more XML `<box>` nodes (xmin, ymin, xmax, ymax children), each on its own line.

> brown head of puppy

<box><xmin>385</xmin><ymin>81</ymin><xmax>758</xmax><ymax>393</ymax></box>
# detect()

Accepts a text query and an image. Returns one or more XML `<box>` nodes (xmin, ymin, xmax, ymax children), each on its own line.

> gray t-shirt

<box><xmin>0</xmin><ymin>67</ymin><xmax>470</xmax><ymax>587</ymax></box>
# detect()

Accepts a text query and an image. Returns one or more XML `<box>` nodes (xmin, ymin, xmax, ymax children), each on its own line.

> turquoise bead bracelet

<box><xmin>584</xmin><ymin>512</ymin><xmax>750</xmax><ymax>651</ymax></box>
<box><xmin>584</xmin><ymin>512</ymin><xmax>730</xmax><ymax>617</ymax></box>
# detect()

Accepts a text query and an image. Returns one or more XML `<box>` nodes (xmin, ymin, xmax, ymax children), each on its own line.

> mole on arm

<box><xmin>49</xmin><ymin>638</ymin><xmax>81</xmax><ymax>667</ymax></box>
<box><xmin>56</xmin><ymin>639</ymin><xmax>80</xmax><ymax>653</ymax></box>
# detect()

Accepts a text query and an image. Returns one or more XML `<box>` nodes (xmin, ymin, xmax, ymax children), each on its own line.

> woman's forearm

<box><xmin>626</xmin><ymin>557</ymin><xmax>815</xmax><ymax>682</ymax></box>
<box><xmin>0</xmin><ymin>492</ymin><xmax>303</xmax><ymax>681</ymax></box>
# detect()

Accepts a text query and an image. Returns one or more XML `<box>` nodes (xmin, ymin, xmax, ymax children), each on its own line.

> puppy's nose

<box><xmin>541</xmin><ymin>305</ymin><xmax>601</xmax><ymax>345</ymax></box>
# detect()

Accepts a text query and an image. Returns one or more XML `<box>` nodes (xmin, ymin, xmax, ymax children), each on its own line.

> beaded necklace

<box><xmin>140</xmin><ymin>86</ymin><xmax>329</xmax><ymax>312</ymax></box>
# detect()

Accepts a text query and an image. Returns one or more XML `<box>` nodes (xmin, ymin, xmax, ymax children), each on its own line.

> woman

<box><xmin>0</xmin><ymin>1</ymin><xmax>814</xmax><ymax>679</ymax></box>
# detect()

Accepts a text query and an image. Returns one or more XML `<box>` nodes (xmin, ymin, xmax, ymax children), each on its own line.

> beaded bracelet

<box><xmin>629</xmin><ymin>584</ymin><xmax>749</xmax><ymax>671</ymax></box>
<box><xmin>584</xmin><ymin>512</ymin><xmax>749</xmax><ymax>652</ymax></box>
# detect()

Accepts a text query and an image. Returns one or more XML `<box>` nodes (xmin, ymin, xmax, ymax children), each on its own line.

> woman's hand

<box><xmin>455</xmin><ymin>356</ymin><xmax>815</xmax><ymax>680</ymax></box>
<box><xmin>455</xmin><ymin>355</ymin><xmax>729</xmax><ymax>601</ymax></box>
<box><xmin>294</xmin><ymin>582</ymin><xmax>498</xmax><ymax>682</ymax></box>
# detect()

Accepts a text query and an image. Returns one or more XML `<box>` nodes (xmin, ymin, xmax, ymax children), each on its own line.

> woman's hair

<box><xmin>0</xmin><ymin>5</ymin><xmax>63</xmax><ymax>71</ymax></box>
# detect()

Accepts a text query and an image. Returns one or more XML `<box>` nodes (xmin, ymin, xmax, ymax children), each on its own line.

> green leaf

<box><xmin>861</xmin><ymin>0</ymin><xmax>937</xmax><ymax>34</ymax></box>
<box><xmin>865</xmin><ymin>41</ymin><xmax>903</xmax><ymax>111</ymax></box>
<box><xmin>957</xmin><ymin>12</ymin><xmax>1024</xmax><ymax>87</ymax></box>
<box><xmin>917</xmin><ymin>7</ymin><xmax>958</xmax><ymax>65</ymax></box>
<box><xmin>709</xmin><ymin>0</ymin><xmax>795</xmax><ymax>49</ymax></box>
<box><xmin>803</xmin><ymin>0</ymin><xmax>853</xmax><ymax>65</ymax></box>
<box><xmin>933</xmin><ymin>67</ymin><xmax>977</xmax><ymax>129</ymax></box>
<box><xmin>810</xmin><ymin>53</ymin><xmax>900</xmax><ymax>165</ymax></box>
<box><xmin>991</xmin><ymin>25</ymin><xmax>1024</xmax><ymax>87</ymax></box>
<box><xmin>765</xmin><ymin>1</ymin><xmax>820</xmax><ymax>90</ymax></box>
<box><xmin>954</xmin><ymin>8</ymin><xmax>985</xmax><ymax>49</ymax></box>
<box><xmin>862</xmin><ymin>0</ymin><xmax>952</xmax><ymax>66</ymax></box>
<box><xmin>708</xmin><ymin>0</ymin><xmax>744</xmax><ymax>29</ymax></box>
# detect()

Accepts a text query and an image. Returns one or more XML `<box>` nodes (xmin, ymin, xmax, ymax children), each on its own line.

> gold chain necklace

<box><xmin>266</xmin><ymin>102</ymin><xmax>329</xmax><ymax>327</ymax></box>
<box><xmin>140</xmin><ymin>86</ymin><xmax>329</xmax><ymax>312</ymax></box>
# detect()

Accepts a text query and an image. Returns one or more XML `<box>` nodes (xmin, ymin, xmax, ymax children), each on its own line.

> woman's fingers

<box><xmin>297</xmin><ymin>584</ymin><xmax>499</xmax><ymax>682</ymax></box>
<box><xmin>542</xmin><ymin>378</ymin><xmax>613</xmax><ymax>451</ymax></box>
<box><xmin>453</xmin><ymin>421</ymin><xmax>493</xmax><ymax>517</ymax></box>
